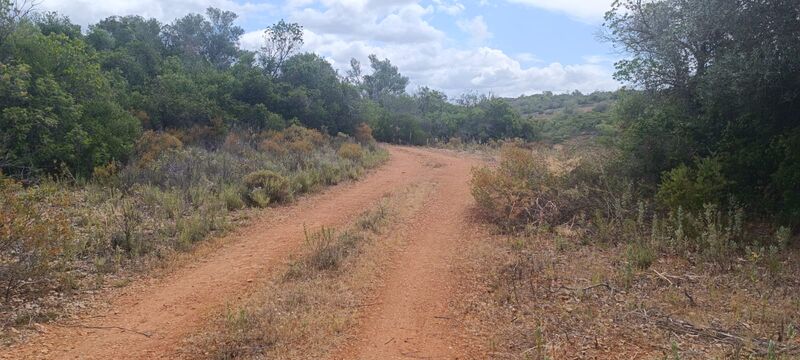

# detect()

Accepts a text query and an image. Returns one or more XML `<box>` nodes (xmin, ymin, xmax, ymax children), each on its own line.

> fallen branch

<box><xmin>652</xmin><ymin>269</ymin><xmax>673</xmax><ymax>286</ymax></box>
<box><xmin>561</xmin><ymin>282</ymin><xmax>614</xmax><ymax>293</ymax></box>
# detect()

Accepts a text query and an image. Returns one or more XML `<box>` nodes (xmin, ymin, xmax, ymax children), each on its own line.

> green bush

<box><xmin>220</xmin><ymin>185</ymin><xmax>246</xmax><ymax>211</ymax></box>
<box><xmin>626</xmin><ymin>241</ymin><xmax>656</xmax><ymax>270</ymax></box>
<box><xmin>656</xmin><ymin>157</ymin><xmax>730</xmax><ymax>212</ymax></box>
<box><xmin>243</xmin><ymin>170</ymin><xmax>291</xmax><ymax>207</ymax></box>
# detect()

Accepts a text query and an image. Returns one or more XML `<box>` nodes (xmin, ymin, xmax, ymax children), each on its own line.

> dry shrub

<box><xmin>243</xmin><ymin>170</ymin><xmax>291</xmax><ymax>207</ymax></box>
<box><xmin>260</xmin><ymin>125</ymin><xmax>328</xmax><ymax>157</ymax></box>
<box><xmin>92</xmin><ymin>161</ymin><xmax>120</xmax><ymax>186</ymax></box>
<box><xmin>471</xmin><ymin>145</ymin><xmax>563</xmax><ymax>230</ymax></box>
<box><xmin>337</xmin><ymin>143</ymin><xmax>364</xmax><ymax>162</ymax></box>
<box><xmin>221</xmin><ymin>132</ymin><xmax>251</xmax><ymax>155</ymax></box>
<box><xmin>287</xmin><ymin>139</ymin><xmax>313</xmax><ymax>155</ymax></box>
<box><xmin>169</xmin><ymin>122</ymin><xmax>225</xmax><ymax>148</ymax></box>
<box><xmin>0</xmin><ymin>177</ymin><xmax>72</xmax><ymax>301</ymax></box>
<box><xmin>134</xmin><ymin>131</ymin><xmax>183</xmax><ymax>167</ymax></box>
<box><xmin>258</xmin><ymin>139</ymin><xmax>287</xmax><ymax>156</ymax></box>
<box><xmin>447</xmin><ymin>137</ymin><xmax>463</xmax><ymax>149</ymax></box>
<box><xmin>354</xmin><ymin>123</ymin><xmax>375</xmax><ymax>144</ymax></box>
<box><xmin>269</xmin><ymin>125</ymin><xmax>326</xmax><ymax>146</ymax></box>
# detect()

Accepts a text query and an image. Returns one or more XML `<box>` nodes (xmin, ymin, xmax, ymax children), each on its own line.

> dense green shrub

<box><xmin>0</xmin><ymin>32</ymin><xmax>141</xmax><ymax>177</ymax></box>
<box><xmin>656</xmin><ymin>157</ymin><xmax>730</xmax><ymax>212</ymax></box>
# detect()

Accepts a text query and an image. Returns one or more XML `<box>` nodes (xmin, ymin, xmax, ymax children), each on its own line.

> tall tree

<box><xmin>362</xmin><ymin>54</ymin><xmax>408</xmax><ymax>101</ymax></box>
<box><xmin>0</xmin><ymin>0</ymin><xmax>35</xmax><ymax>44</ymax></box>
<box><xmin>204</xmin><ymin>8</ymin><xmax>244</xmax><ymax>69</ymax></box>
<box><xmin>163</xmin><ymin>8</ymin><xmax>243</xmax><ymax>69</ymax></box>
<box><xmin>259</xmin><ymin>20</ymin><xmax>303</xmax><ymax>77</ymax></box>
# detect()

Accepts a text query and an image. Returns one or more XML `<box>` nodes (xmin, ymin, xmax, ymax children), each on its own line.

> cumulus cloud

<box><xmin>39</xmin><ymin>0</ymin><xmax>620</xmax><ymax>96</ymax></box>
<box><xmin>38</xmin><ymin>0</ymin><xmax>273</xmax><ymax>27</ymax></box>
<box><xmin>505</xmin><ymin>0</ymin><xmax>614</xmax><ymax>23</ymax></box>
<box><xmin>457</xmin><ymin>15</ymin><xmax>492</xmax><ymax>43</ymax></box>
<box><xmin>290</xmin><ymin>1</ymin><xmax>443</xmax><ymax>44</ymax></box>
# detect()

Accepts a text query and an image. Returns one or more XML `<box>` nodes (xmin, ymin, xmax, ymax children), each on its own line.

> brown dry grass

<box><xmin>456</xmin><ymin>228</ymin><xmax>800</xmax><ymax>359</ymax></box>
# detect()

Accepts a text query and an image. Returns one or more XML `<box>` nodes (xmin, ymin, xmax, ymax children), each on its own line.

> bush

<box><xmin>354</xmin><ymin>123</ymin><xmax>375</xmax><ymax>144</ymax></box>
<box><xmin>243</xmin><ymin>170</ymin><xmax>291</xmax><ymax>207</ymax></box>
<box><xmin>337</xmin><ymin>143</ymin><xmax>364</xmax><ymax>162</ymax></box>
<box><xmin>471</xmin><ymin>145</ymin><xmax>562</xmax><ymax>230</ymax></box>
<box><xmin>220</xmin><ymin>185</ymin><xmax>246</xmax><ymax>211</ymax></box>
<box><xmin>656</xmin><ymin>157</ymin><xmax>729</xmax><ymax>212</ymax></box>
<box><xmin>626</xmin><ymin>241</ymin><xmax>656</xmax><ymax>270</ymax></box>
<box><xmin>134</xmin><ymin>131</ymin><xmax>183</xmax><ymax>167</ymax></box>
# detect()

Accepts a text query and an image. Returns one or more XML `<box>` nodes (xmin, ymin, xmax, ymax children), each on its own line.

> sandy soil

<box><xmin>330</xmin><ymin>147</ymin><xmax>482</xmax><ymax>360</ymax></box>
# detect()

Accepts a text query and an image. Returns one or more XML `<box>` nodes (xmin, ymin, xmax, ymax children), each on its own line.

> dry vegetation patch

<box><xmin>461</xmin><ymin>141</ymin><xmax>800</xmax><ymax>359</ymax></box>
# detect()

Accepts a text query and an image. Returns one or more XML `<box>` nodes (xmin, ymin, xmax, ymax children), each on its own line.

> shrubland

<box><xmin>0</xmin><ymin>125</ymin><xmax>387</xmax><ymax>331</ymax></box>
<box><xmin>465</xmin><ymin>2</ymin><xmax>800</xmax><ymax>356</ymax></box>
<box><xmin>468</xmin><ymin>141</ymin><xmax>799</xmax><ymax>357</ymax></box>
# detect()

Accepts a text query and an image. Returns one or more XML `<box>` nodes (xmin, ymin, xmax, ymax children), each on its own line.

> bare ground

<box><xmin>1</xmin><ymin>146</ymin><xmax>487</xmax><ymax>360</ymax></box>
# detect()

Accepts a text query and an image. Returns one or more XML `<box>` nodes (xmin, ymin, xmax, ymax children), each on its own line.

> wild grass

<box><xmin>0</xmin><ymin>126</ymin><xmax>389</xmax><ymax>332</ymax></box>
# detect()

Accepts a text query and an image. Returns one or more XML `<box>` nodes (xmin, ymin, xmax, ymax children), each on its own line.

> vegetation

<box><xmin>464</xmin><ymin>2</ymin><xmax>800</xmax><ymax>356</ymax></box>
<box><xmin>0</xmin><ymin>125</ymin><xmax>386</xmax><ymax>328</ymax></box>
<box><xmin>468</xmin><ymin>141</ymin><xmax>799</xmax><ymax>357</ymax></box>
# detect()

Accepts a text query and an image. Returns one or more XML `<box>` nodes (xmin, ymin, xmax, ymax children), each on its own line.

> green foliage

<box><xmin>605</xmin><ymin>0</ymin><xmax>800</xmax><ymax>225</ymax></box>
<box><xmin>259</xmin><ymin>19</ymin><xmax>303</xmax><ymax>77</ymax></box>
<box><xmin>656</xmin><ymin>157</ymin><xmax>729</xmax><ymax>212</ymax></box>
<box><xmin>505</xmin><ymin>90</ymin><xmax>617</xmax><ymax>118</ymax></box>
<box><xmin>363</xmin><ymin>54</ymin><xmax>409</xmax><ymax>101</ymax></box>
<box><xmin>626</xmin><ymin>241</ymin><xmax>656</xmax><ymax>270</ymax></box>
<box><xmin>243</xmin><ymin>170</ymin><xmax>291</xmax><ymax>207</ymax></box>
<box><xmin>0</xmin><ymin>29</ymin><xmax>141</xmax><ymax>177</ymax></box>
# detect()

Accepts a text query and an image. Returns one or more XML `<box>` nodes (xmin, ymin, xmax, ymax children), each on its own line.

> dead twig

<box><xmin>683</xmin><ymin>289</ymin><xmax>696</xmax><ymax>306</ymax></box>
<box><xmin>652</xmin><ymin>269</ymin><xmax>673</xmax><ymax>286</ymax></box>
<box><xmin>561</xmin><ymin>282</ymin><xmax>614</xmax><ymax>292</ymax></box>
<box><xmin>54</xmin><ymin>323</ymin><xmax>152</xmax><ymax>338</ymax></box>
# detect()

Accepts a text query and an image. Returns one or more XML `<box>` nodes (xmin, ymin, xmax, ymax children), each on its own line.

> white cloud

<box><xmin>40</xmin><ymin>0</ymin><xmax>620</xmax><ymax>96</ymax></box>
<box><xmin>290</xmin><ymin>1</ymin><xmax>443</xmax><ymax>44</ymax></box>
<box><xmin>288</xmin><ymin>29</ymin><xmax>618</xmax><ymax>97</ymax></box>
<box><xmin>505</xmin><ymin>0</ymin><xmax>613</xmax><ymax>23</ymax></box>
<box><xmin>515</xmin><ymin>52</ymin><xmax>543</xmax><ymax>63</ymax></box>
<box><xmin>39</xmin><ymin>0</ymin><xmax>273</xmax><ymax>27</ymax></box>
<box><xmin>583</xmin><ymin>54</ymin><xmax>615</xmax><ymax>64</ymax></box>
<box><xmin>432</xmin><ymin>0</ymin><xmax>465</xmax><ymax>15</ymax></box>
<box><xmin>457</xmin><ymin>15</ymin><xmax>492</xmax><ymax>44</ymax></box>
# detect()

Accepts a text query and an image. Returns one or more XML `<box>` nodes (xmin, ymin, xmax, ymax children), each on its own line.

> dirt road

<box><xmin>2</xmin><ymin>146</ymin><xmax>483</xmax><ymax>359</ymax></box>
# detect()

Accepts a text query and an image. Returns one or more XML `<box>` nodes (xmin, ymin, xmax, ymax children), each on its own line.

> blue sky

<box><xmin>39</xmin><ymin>0</ymin><xmax>621</xmax><ymax>97</ymax></box>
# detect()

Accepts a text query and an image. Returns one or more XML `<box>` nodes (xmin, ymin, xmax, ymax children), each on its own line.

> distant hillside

<box><xmin>503</xmin><ymin>91</ymin><xmax>619</xmax><ymax>142</ymax></box>
<box><xmin>503</xmin><ymin>90</ymin><xmax>618</xmax><ymax>118</ymax></box>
